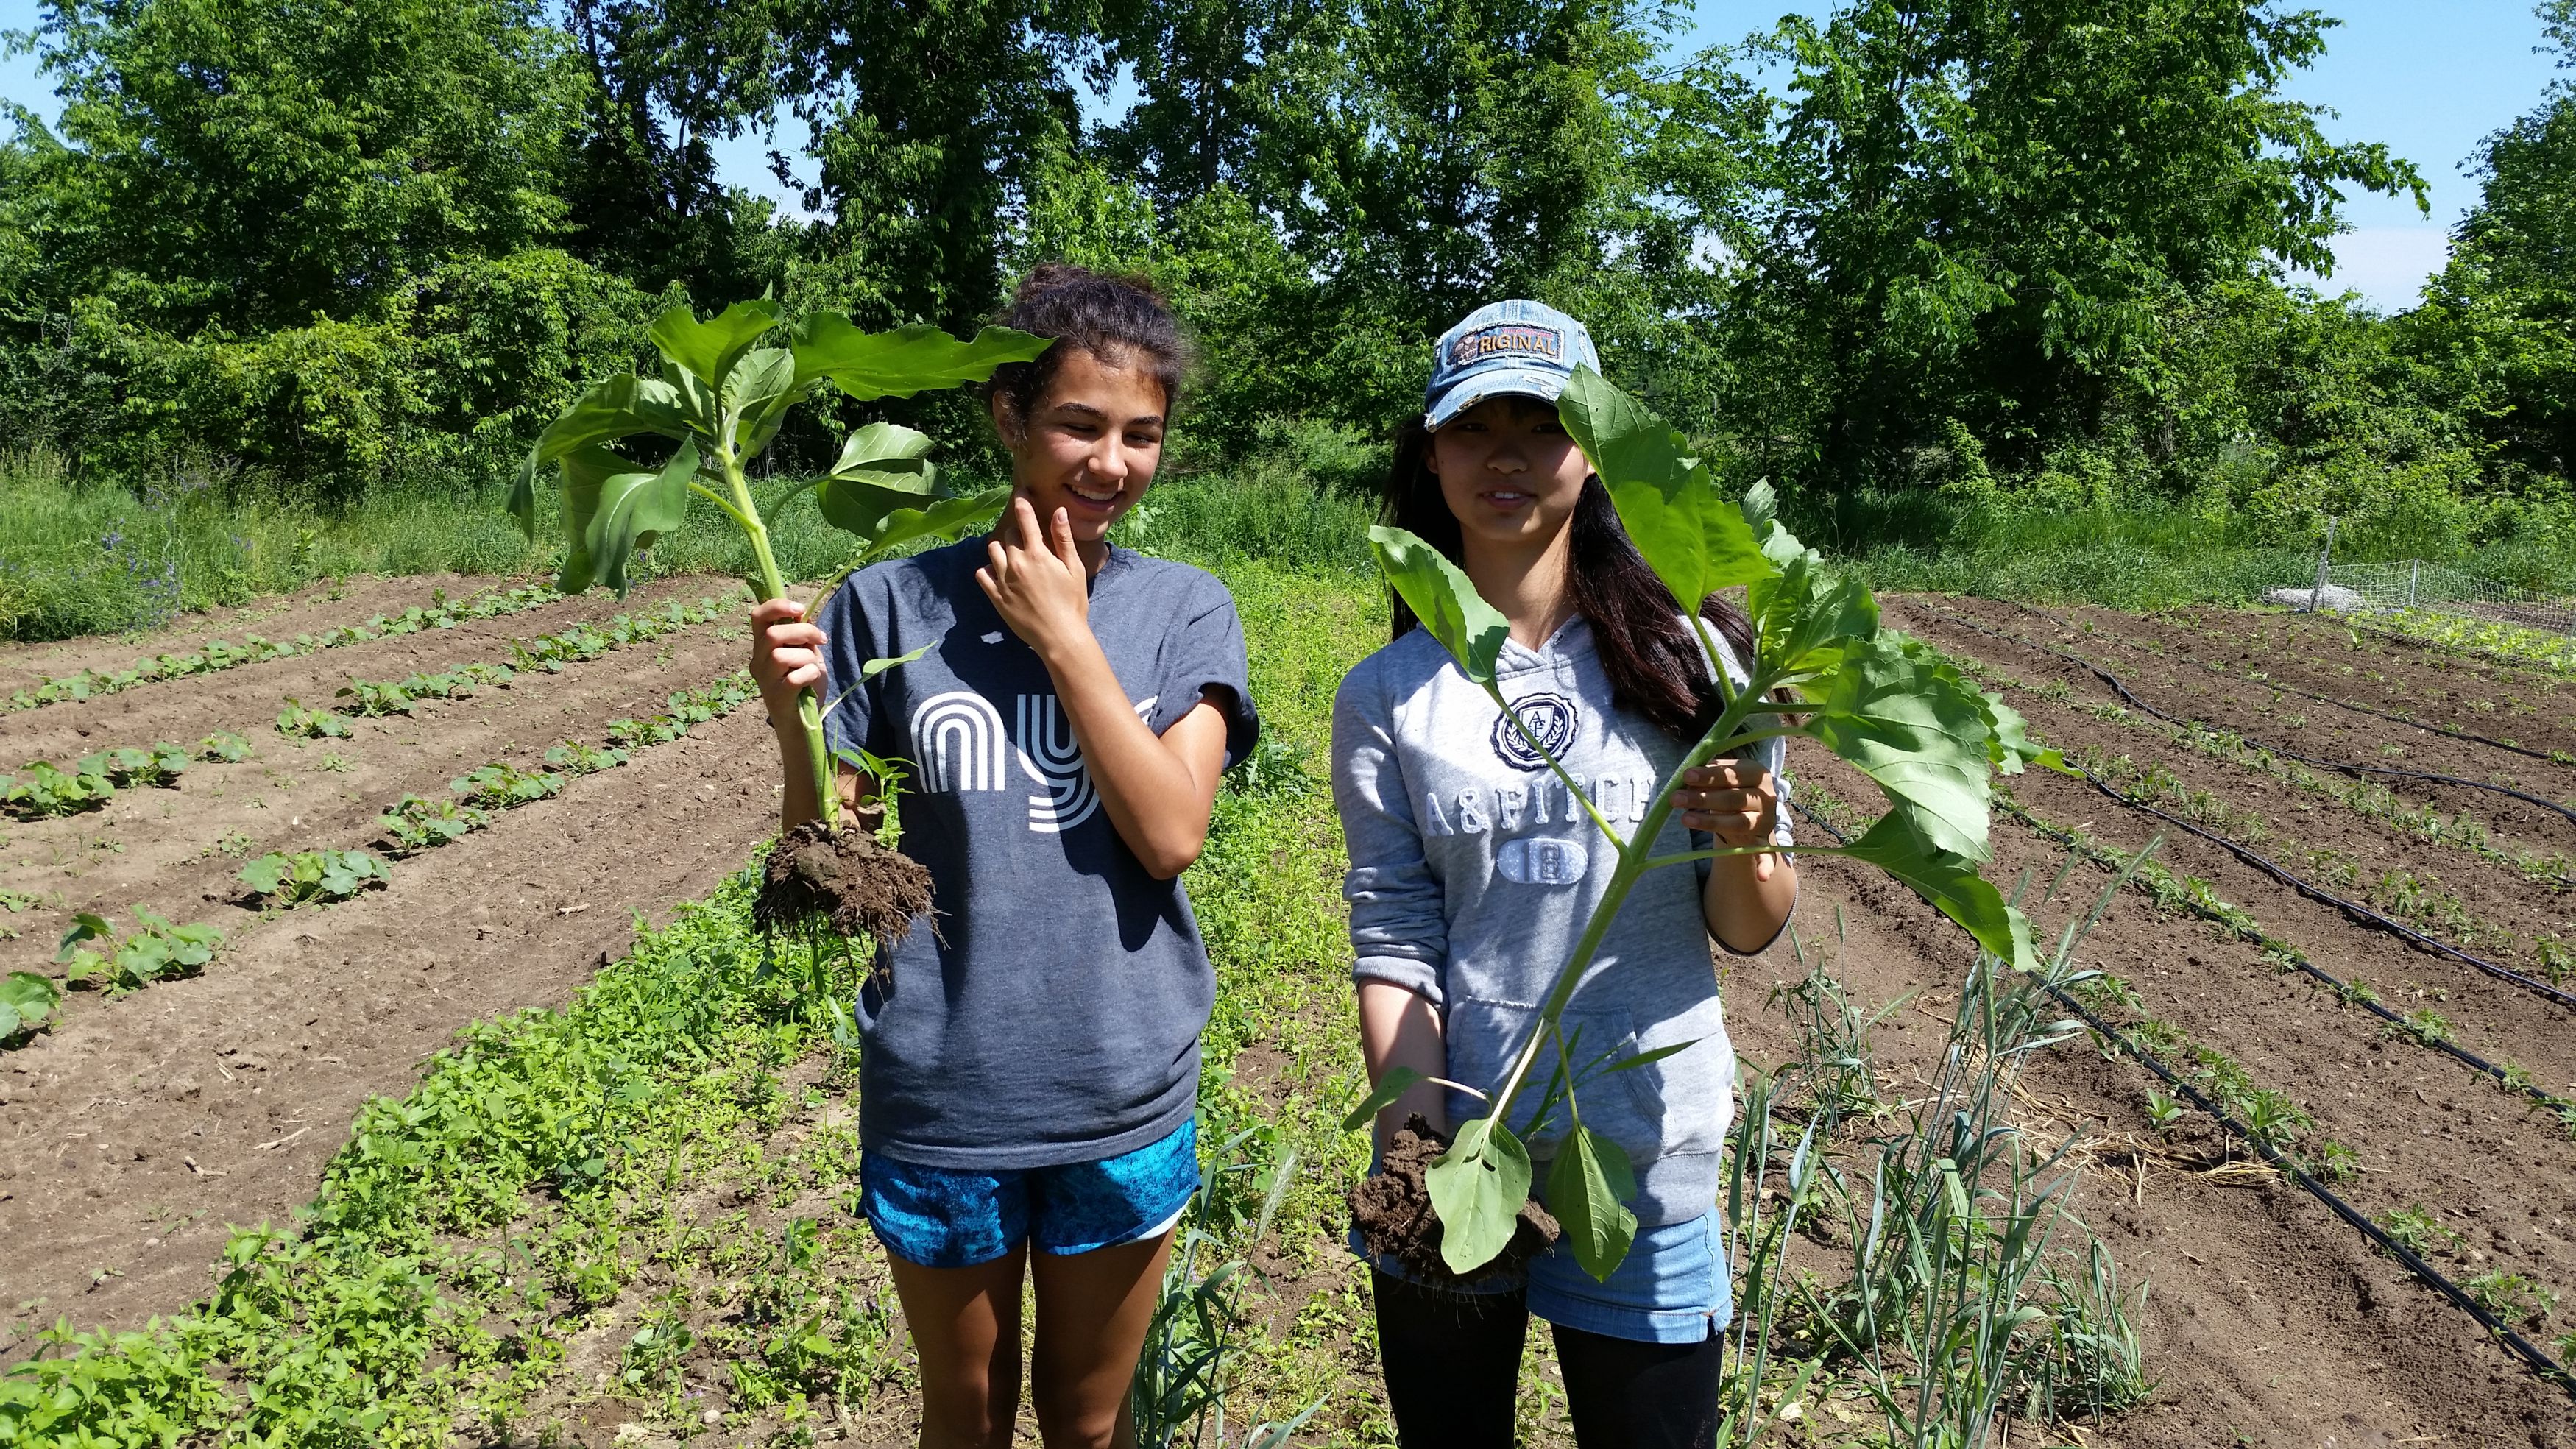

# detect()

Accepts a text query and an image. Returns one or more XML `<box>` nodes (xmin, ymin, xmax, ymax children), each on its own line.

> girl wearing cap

<box><xmin>752</xmin><ymin>266</ymin><xmax>1260</xmax><ymax>1448</ymax></box>
<box><xmin>1331</xmin><ymin>300</ymin><xmax>1797</xmax><ymax>1446</ymax></box>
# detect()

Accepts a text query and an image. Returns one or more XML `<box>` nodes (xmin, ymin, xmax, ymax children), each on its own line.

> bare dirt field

<box><xmin>5</xmin><ymin>584</ymin><xmax>2573</xmax><ymax>1446</ymax></box>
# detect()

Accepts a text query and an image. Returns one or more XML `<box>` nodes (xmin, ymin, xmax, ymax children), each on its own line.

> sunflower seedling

<box><xmin>507</xmin><ymin>299</ymin><xmax>1049</xmax><ymax>950</ymax></box>
<box><xmin>1344</xmin><ymin>367</ymin><xmax>2064</xmax><ymax>1282</ymax></box>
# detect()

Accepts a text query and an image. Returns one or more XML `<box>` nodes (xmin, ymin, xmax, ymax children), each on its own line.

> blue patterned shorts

<box><xmin>859</xmin><ymin>1119</ymin><xmax>1200</xmax><ymax>1269</ymax></box>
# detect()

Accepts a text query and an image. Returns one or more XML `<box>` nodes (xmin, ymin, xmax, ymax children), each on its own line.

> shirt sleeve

<box><xmin>1334</xmin><ymin>656</ymin><xmax>1450</xmax><ymax>1006</ymax></box>
<box><xmin>813</xmin><ymin>576</ymin><xmax>882</xmax><ymax>764</ymax></box>
<box><xmin>1155</xmin><ymin>572</ymin><xmax>1261</xmax><ymax>766</ymax></box>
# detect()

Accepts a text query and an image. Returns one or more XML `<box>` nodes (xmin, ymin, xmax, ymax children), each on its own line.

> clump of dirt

<box><xmin>753</xmin><ymin>821</ymin><xmax>933</xmax><ymax>952</ymax></box>
<box><xmin>1349</xmin><ymin>1115</ymin><xmax>1559</xmax><ymax>1285</ymax></box>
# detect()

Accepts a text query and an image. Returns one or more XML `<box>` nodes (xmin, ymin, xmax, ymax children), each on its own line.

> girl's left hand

<box><xmin>977</xmin><ymin>494</ymin><xmax>1091</xmax><ymax>658</ymax></box>
<box><xmin>1671</xmin><ymin>758</ymin><xmax>1780</xmax><ymax>882</ymax></box>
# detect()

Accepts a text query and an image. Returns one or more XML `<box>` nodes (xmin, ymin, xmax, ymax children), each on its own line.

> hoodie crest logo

<box><xmin>1491</xmin><ymin>691</ymin><xmax>1578</xmax><ymax>771</ymax></box>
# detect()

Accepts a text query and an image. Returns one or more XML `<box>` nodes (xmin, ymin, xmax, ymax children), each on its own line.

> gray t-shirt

<box><xmin>815</xmin><ymin>539</ymin><xmax>1259</xmax><ymax>1170</ymax></box>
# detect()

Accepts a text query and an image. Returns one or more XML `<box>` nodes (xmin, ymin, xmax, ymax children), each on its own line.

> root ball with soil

<box><xmin>754</xmin><ymin>819</ymin><xmax>933</xmax><ymax>952</ymax></box>
<box><xmin>1349</xmin><ymin>1115</ymin><xmax>1560</xmax><ymax>1285</ymax></box>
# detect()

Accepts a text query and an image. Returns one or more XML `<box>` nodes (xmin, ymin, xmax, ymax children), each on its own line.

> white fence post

<box><xmin>2407</xmin><ymin>559</ymin><xmax>2421</xmax><ymax>608</ymax></box>
<box><xmin>2306</xmin><ymin>516</ymin><xmax>2338</xmax><ymax>612</ymax></box>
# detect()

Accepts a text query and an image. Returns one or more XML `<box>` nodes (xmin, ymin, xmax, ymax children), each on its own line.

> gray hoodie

<box><xmin>1332</xmin><ymin>616</ymin><xmax>1791</xmax><ymax>1226</ymax></box>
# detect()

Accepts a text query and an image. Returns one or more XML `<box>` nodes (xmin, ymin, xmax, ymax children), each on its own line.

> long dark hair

<box><xmin>983</xmin><ymin>263</ymin><xmax>1195</xmax><ymax>431</ymax></box>
<box><xmin>1384</xmin><ymin>412</ymin><xmax>1760</xmax><ymax>740</ymax></box>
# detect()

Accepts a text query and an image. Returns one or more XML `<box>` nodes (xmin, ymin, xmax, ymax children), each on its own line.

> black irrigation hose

<box><xmin>1900</xmin><ymin>598</ymin><xmax>2576</xmax><ymax>829</ymax></box>
<box><xmin>1786</xmin><ymin>798</ymin><xmax>2576</xmax><ymax>1405</ymax></box>
<box><xmin>1994</xmin><ymin>798</ymin><xmax>2576</xmax><ymax>1117</ymax></box>
<box><xmin>2058</xmin><ymin>770</ymin><xmax>2576</xmax><ymax>1015</ymax></box>
<box><xmin>2006</xmin><ymin>598</ymin><xmax>2576</xmax><ymax>771</ymax></box>
<box><xmin>2046</xmin><ymin>981</ymin><xmax>2576</xmax><ymax>1405</ymax></box>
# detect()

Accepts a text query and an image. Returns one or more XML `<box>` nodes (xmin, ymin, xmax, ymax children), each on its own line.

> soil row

<box><xmin>0</xmin><ymin>578</ymin><xmax>734</xmax><ymax>977</ymax></box>
<box><xmin>0</xmin><ymin>573</ymin><xmax>570</xmax><ymax>700</ymax></box>
<box><xmin>1767</xmin><ymin>737</ymin><xmax>2576</xmax><ymax>1446</ymax></box>
<box><xmin>1890</xmin><ymin>598</ymin><xmax>2576</xmax><ymax>992</ymax></box>
<box><xmin>1911</xmin><ymin>595</ymin><xmax>2576</xmax><ymax>858</ymax></box>
<box><xmin>0</xmin><ymin>701</ymin><xmax>782</xmax><ymax>1347</ymax></box>
<box><xmin>1979</xmin><ymin>596</ymin><xmax>2576</xmax><ymax>770</ymax></box>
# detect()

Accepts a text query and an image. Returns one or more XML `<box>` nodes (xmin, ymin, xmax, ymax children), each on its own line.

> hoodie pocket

<box><xmin>1443</xmin><ymin>997</ymin><xmax>1665</xmax><ymax>1170</ymax></box>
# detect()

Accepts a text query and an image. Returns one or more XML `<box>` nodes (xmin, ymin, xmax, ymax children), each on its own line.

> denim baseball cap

<box><xmin>1423</xmin><ymin>299</ymin><xmax>1600</xmax><ymax>429</ymax></box>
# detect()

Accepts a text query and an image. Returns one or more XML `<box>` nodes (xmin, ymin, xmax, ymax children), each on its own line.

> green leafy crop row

<box><xmin>506</xmin><ymin>597</ymin><xmax>724</xmax><ymax>673</ymax></box>
<box><xmin>376</xmin><ymin>675</ymin><xmax>753</xmax><ymax>857</ymax></box>
<box><xmin>1</xmin><ymin>585</ymin><xmax>562</xmax><ymax>714</ymax></box>
<box><xmin>3</xmin><ymin>737</ymin><xmax>255</xmax><ymax>818</ymax></box>
<box><xmin>335</xmin><ymin>662</ymin><xmax>517</xmax><ymax>718</ymax></box>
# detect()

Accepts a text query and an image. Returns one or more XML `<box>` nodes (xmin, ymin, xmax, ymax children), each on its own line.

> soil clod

<box><xmin>753</xmin><ymin>820</ymin><xmax>933</xmax><ymax>951</ymax></box>
<box><xmin>1348</xmin><ymin>1115</ymin><xmax>1559</xmax><ymax>1286</ymax></box>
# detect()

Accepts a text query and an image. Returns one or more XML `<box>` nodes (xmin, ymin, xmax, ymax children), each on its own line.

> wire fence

<box><xmin>2318</xmin><ymin>559</ymin><xmax>2576</xmax><ymax>637</ymax></box>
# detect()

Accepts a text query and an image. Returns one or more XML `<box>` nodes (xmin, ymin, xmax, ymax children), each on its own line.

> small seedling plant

<box><xmin>239</xmin><ymin>849</ymin><xmax>392</xmax><ymax>906</ymax></box>
<box><xmin>507</xmin><ymin>299</ymin><xmax>1049</xmax><ymax>940</ymax></box>
<box><xmin>200</xmin><ymin>731</ymin><xmax>255</xmax><ymax>762</ymax></box>
<box><xmin>276</xmin><ymin>699</ymin><xmax>352</xmax><ymax>739</ymax></box>
<box><xmin>77</xmin><ymin>743</ymin><xmax>192</xmax><ymax>788</ymax></box>
<box><xmin>57</xmin><ymin>907</ymin><xmax>224</xmax><ymax>991</ymax></box>
<box><xmin>450</xmin><ymin>763</ymin><xmax>564</xmax><ymax>810</ymax></box>
<box><xmin>378</xmin><ymin>795</ymin><xmax>491</xmax><ymax>854</ymax></box>
<box><xmin>1</xmin><ymin>759</ymin><xmax>116</xmax><ymax>818</ymax></box>
<box><xmin>1</xmin><ymin>970</ymin><xmax>63</xmax><ymax>1043</ymax></box>
<box><xmin>1344</xmin><ymin>367</ymin><xmax>2062</xmax><ymax>1283</ymax></box>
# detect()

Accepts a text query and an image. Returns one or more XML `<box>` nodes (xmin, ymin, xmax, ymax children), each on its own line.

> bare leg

<box><xmin>1027</xmin><ymin>1230</ymin><xmax>1176</xmax><ymax>1448</ymax></box>
<box><xmin>888</xmin><ymin>1244</ymin><xmax>1030</xmax><ymax>1449</ymax></box>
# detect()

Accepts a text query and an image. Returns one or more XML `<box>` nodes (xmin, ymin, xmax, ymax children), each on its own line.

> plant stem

<box><xmin>1476</xmin><ymin>673</ymin><xmax>1774</xmax><ymax>1133</ymax></box>
<box><xmin>724</xmin><ymin>444</ymin><xmax>838</xmax><ymax>830</ymax></box>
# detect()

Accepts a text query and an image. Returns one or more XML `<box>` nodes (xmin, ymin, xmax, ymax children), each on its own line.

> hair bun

<box><xmin>986</xmin><ymin>261</ymin><xmax>1192</xmax><ymax>422</ymax></box>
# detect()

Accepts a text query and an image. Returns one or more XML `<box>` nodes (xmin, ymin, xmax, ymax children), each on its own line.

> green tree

<box><xmin>1718</xmin><ymin>0</ymin><xmax>2427</xmax><ymax>488</ymax></box>
<box><xmin>18</xmin><ymin>0</ymin><xmax>588</xmax><ymax>333</ymax></box>
<box><xmin>2404</xmin><ymin>0</ymin><xmax>2576</xmax><ymax>485</ymax></box>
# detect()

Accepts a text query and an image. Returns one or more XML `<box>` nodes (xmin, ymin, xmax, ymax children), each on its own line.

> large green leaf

<box><xmin>831</xmin><ymin>422</ymin><xmax>938</xmax><ymax>491</ymax></box>
<box><xmin>723</xmin><ymin>346</ymin><xmax>802</xmax><ymax>458</ymax></box>
<box><xmin>1341</xmin><ymin>1065</ymin><xmax>1430</xmax><ymax>1133</ymax></box>
<box><xmin>1836</xmin><ymin>809</ymin><xmax>2039</xmax><ymax>972</ymax></box>
<box><xmin>0</xmin><ymin>969</ymin><xmax>61</xmax><ymax>1037</ymax></box>
<box><xmin>1367</xmin><ymin>525</ymin><xmax>1511</xmax><ymax>687</ymax></box>
<box><xmin>1560</xmin><ymin>368</ymin><xmax>1772</xmax><ymax>608</ymax></box>
<box><xmin>1977</xmin><ymin>690</ymin><xmax>2073</xmax><ymax>776</ymax></box>
<box><xmin>1809</xmin><ymin>633</ymin><xmax>1999</xmax><ymax>861</ymax></box>
<box><xmin>792</xmin><ymin>316</ymin><xmax>1054</xmax><ymax>401</ymax></box>
<box><xmin>1747</xmin><ymin>547</ymin><xmax>1880</xmax><ymax>679</ymax></box>
<box><xmin>579</xmin><ymin>441</ymin><xmax>701</xmax><ymax>598</ymax></box>
<box><xmin>1426</xmin><ymin>1115</ymin><xmax>1534</xmax><ymax>1275</ymax></box>
<box><xmin>650</xmin><ymin>300</ymin><xmax>782</xmax><ymax>389</ymax></box>
<box><xmin>1547</xmin><ymin>1122</ymin><xmax>1640</xmax><ymax>1282</ymax></box>
<box><xmin>509</xmin><ymin>373</ymin><xmax>690</xmax><ymax>540</ymax></box>
<box><xmin>817</xmin><ymin>483</ymin><xmax>1014</xmax><ymax>564</ymax></box>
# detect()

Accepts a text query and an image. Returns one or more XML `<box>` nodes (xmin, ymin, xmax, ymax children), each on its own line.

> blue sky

<box><xmin>1</xmin><ymin>0</ymin><xmax>2563</xmax><ymax>311</ymax></box>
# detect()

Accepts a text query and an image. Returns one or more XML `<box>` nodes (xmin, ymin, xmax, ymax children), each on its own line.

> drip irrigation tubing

<box><xmin>2056</xmin><ymin>770</ymin><xmax>2576</xmax><ymax>1013</ymax></box>
<box><xmin>1897</xmin><ymin>598</ymin><xmax>2576</xmax><ymax>829</ymax></box>
<box><xmin>1785</xmin><ymin>798</ymin><xmax>2576</xmax><ymax>1405</ymax></box>
<box><xmin>1989</xmin><ymin>796</ymin><xmax>2576</xmax><ymax>1116</ymax></box>
<box><xmin>2003</xmin><ymin>598</ymin><xmax>2576</xmax><ymax>770</ymax></box>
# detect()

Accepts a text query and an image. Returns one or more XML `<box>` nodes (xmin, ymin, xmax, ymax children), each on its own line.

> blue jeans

<box><xmin>860</xmin><ymin>1119</ymin><xmax>1199</xmax><ymax>1269</ymax></box>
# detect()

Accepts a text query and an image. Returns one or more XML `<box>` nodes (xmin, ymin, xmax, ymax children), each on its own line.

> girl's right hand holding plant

<box><xmin>750</xmin><ymin>597</ymin><xmax>827</xmax><ymax>731</ymax></box>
